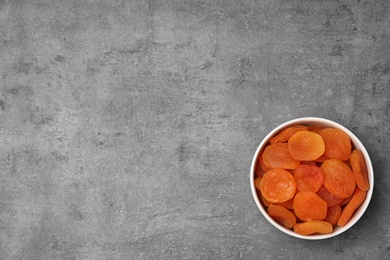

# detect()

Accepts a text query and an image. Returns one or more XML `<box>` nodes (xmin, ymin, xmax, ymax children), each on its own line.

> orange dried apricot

<box><xmin>258</xmin><ymin>150</ymin><xmax>272</xmax><ymax>173</ymax></box>
<box><xmin>288</xmin><ymin>131</ymin><xmax>325</xmax><ymax>161</ymax></box>
<box><xmin>318</xmin><ymin>128</ymin><xmax>351</xmax><ymax>161</ymax></box>
<box><xmin>340</xmin><ymin>194</ymin><xmax>353</xmax><ymax>206</ymax></box>
<box><xmin>294</xmin><ymin>220</ymin><xmax>333</xmax><ymax>235</ymax></box>
<box><xmin>268</xmin><ymin>204</ymin><xmax>297</xmax><ymax>229</ymax></box>
<box><xmin>278</xmin><ymin>197</ymin><xmax>294</xmax><ymax>210</ymax></box>
<box><xmin>324</xmin><ymin>205</ymin><xmax>342</xmax><ymax>226</ymax></box>
<box><xmin>269</xmin><ymin>125</ymin><xmax>309</xmax><ymax>144</ymax></box>
<box><xmin>293</xmin><ymin>165</ymin><xmax>325</xmax><ymax>193</ymax></box>
<box><xmin>337</xmin><ymin>187</ymin><xmax>366</xmax><ymax>226</ymax></box>
<box><xmin>350</xmin><ymin>149</ymin><xmax>370</xmax><ymax>191</ymax></box>
<box><xmin>307</xmin><ymin>125</ymin><xmax>324</xmax><ymax>133</ymax></box>
<box><xmin>293</xmin><ymin>191</ymin><xmax>327</xmax><ymax>221</ymax></box>
<box><xmin>255</xmin><ymin>160</ymin><xmax>263</xmax><ymax>178</ymax></box>
<box><xmin>254</xmin><ymin>177</ymin><xmax>262</xmax><ymax>190</ymax></box>
<box><xmin>316</xmin><ymin>185</ymin><xmax>343</xmax><ymax>207</ymax></box>
<box><xmin>262</xmin><ymin>143</ymin><xmax>300</xmax><ymax>170</ymax></box>
<box><xmin>314</xmin><ymin>154</ymin><xmax>329</xmax><ymax>163</ymax></box>
<box><xmin>260</xmin><ymin>168</ymin><xmax>296</xmax><ymax>203</ymax></box>
<box><xmin>260</xmin><ymin>192</ymin><xmax>271</xmax><ymax>207</ymax></box>
<box><xmin>300</xmin><ymin>161</ymin><xmax>317</xmax><ymax>166</ymax></box>
<box><xmin>321</xmin><ymin>159</ymin><xmax>356</xmax><ymax>198</ymax></box>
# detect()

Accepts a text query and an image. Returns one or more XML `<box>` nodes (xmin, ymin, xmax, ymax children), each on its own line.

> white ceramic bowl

<box><xmin>250</xmin><ymin>117</ymin><xmax>374</xmax><ymax>240</ymax></box>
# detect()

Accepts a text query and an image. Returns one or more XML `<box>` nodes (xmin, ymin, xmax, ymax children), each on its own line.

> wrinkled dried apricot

<box><xmin>321</xmin><ymin>159</ymin><xmax>356</xmax><ymax>198</ymax></box>
<box><xmin>262</xmin><ymin>143</ymin><xmax>300</xmax><ymax>169</ymax></box>
<box><xmin>260</xmin><ymin>168</ymin><xmax>296</xmax><ymax>203</ymax></box>
<box><xmin>293</xmin><ymin>191</ymin><xmax>327</xmax><ymax>221</ymax></box>
<box><xmin>288</xmin><ymin>131</ymin><xmax>325</xmax><ymax>161</ymax></box>
<box><xmin>337</xmin><ymin>187</ymin><xmax>366</xmax><ymax>227</ymax></box>
<box><xmin>350</xmin><ymin>149</ymin><xmax>369</xmax><ymax>191</ymax></box>
<box><xmin>294</xmin><ymin>165</ymin><xmax>325</xmax><ymax>193</ymax></box>
<box><xmin>268</xmin><ymin>204</ymin><xmax>297</xmax><ymax>229</ymax></box>
<box><xmin>269</xmin><ymin>125</ymin><xmax>309</xmax><ymax>144</ymax></box>
<box><xmin>318</xmin><ymin>128</ymin><xmax>351</xmax><ymax>161</ymax></box>
<box><xmin>294</xmin><ymin>221</ymin><xmax>333</xmax><ymax>235</ymax></box>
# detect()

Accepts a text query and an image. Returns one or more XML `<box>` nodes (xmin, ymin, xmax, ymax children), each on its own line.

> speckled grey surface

<box><xmin>0</xmin><ymin>0</ymin><xmax>389</xmax><ymax>259</ymax></box>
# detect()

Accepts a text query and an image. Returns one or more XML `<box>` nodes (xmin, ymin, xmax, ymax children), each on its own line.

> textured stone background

<box><xmin>1</xmin><ymin>0</ymin><xmax>390</xmax><ymax>259</ymax></box>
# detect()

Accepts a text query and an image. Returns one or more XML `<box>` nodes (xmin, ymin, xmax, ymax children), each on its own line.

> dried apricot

<box><xmin>314</xmin><ymin>154</ymin><xmax>329</xmax><ymax>163</ymax></box>
<box><xmin>293</xmin><ymin>165</ymin><xmax>324</xmax><ymax>193</ymax></box>
<box><xmin>321</xmin><ymin>159</ymin><xmax>356</xmax><ymax>198</ymax></box>
<box><xmin>318</xmin><ymin>128</ymin><xmax>351</xmax><ymax>161</ymax></box>
<box><xmin>337</xmin><ymin>187</ymin><xmax>366</xmax><ymax>227</ymax></box>
<box><xmin>260</xmin><ymin>192</ymin><xmax>271</xmax><ymax>207</ymax></box>
<box><xmin>307</xmin><ymin>125</ymin><xmax>324</xmax><ymax>133</ymax></box>
<box><xmin>316</xmin><ymin>185</ymin><xmax>343</xmax><ymax>207</ymax></box>
<box><xmin>350</xmin><ymin>149</ymin><xmax>369</xmax><ymax>191</ymax></box>
<box><xmin>294</xmin><ymin>221</ymin><xmax>333</xmax><ymax>235</ymax></box>
<box><xmin>300</xmin><ymin>161</ymin><xmax>317</xmax><ymax>166</ymax></box>
<box><xmin>258</xmin><ymin>150</ymin><xmax>272</xmax><ymax>173</ymax></box>
<box><xmin>293</xmin><ymin>191</ymin><xmax>327</xmax><ymax>221</ymax></box>
<box><xmin>288</xmin><ymin>131</ymin><xmax>325</xmax><ymax>161</ymax></box>
<box><xmin>269</xmin><ymin>125</ymin><xmax>309</xmax><ymax>144</ymax></box>
<box><xmin>340</xmin><ymin>194</ymin><xmax>353</xmax><ymax>206</ymax></box>
<box><xmin>260</xmin><ymin>168</ymin><xmax>296</xmax><ymax>203</ymax></box>
<box><xmin>254</xmin><ymin>177</ymin><xmax>262</xmax><ymax>191</ymax></box>
<box><xmin>262</xmin><ymin>143</ymin><xmax>300</xmax><ymax>170</ymax></box>
<box><xmin>255</xmin><ymin>161</ymin><xmax>263</xmax><ymax>178</ymax></box>
<box><xmin>278</xmin><ymin>197</ymin><xmax>294</xmax><ymax>210</ymax></box>
<box><xmin>324</xmin><ymin>205</ymin><xmax>342</xmax><ymax>226</ymax></box>
<box><xmin>268</xmin><ymin>204</ymin><xmax>297</xmax><ymax>229</ymax></box>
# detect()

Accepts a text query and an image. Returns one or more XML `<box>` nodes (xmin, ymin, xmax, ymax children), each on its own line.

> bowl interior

<box><xmin>250</xmin><ymin>117</ymin><xmax>374</xmax><ymax>240</ymax></box>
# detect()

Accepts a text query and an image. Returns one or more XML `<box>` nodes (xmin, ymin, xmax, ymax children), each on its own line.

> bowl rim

<box><xmin>250</xmin><ymin>117</ymin><xmax>374</xmax><ymax>240</ymax></box>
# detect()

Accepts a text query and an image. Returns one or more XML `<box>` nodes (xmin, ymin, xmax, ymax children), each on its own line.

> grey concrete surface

<box><xmin>0</xmin><ymin>0</ymin><xmax>389</xmax><ymax>259</ymax></box>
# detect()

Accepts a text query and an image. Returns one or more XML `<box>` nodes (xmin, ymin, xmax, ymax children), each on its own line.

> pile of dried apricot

<box><xmin>255</xmin><ymin>125</ymin><xmax>369</xmax><ymax>236</ymax></box>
